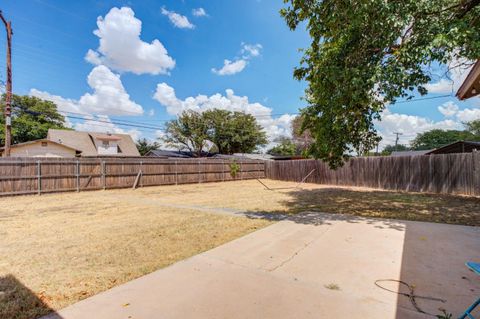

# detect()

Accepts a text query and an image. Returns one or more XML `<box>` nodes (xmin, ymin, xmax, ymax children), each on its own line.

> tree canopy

<box><xmin>0</xmin><ymin>94</ymin><xmax>69</xmax><ymax>146</ymax></box>
<box><xmin>162</xmin><ymin>109</ymin><xmax>267</xmax><ymax>156</ymax></box>
<box><xmin>136</xmin><ymin>138</ymin><xmax>160</xmax><ymax>156</ymax></box>
<box><xmin>203</xmin><ymin>109</ymin><xmax>267</xmax><ymax>154</ymax></box>
<box><xmin>411</xmin><ymin>129</ymin><xmax>479</xmax><ymax>150</ymax></box>
<box><xmin>267</xmin><ymin>137</ymin><xmax>297</xmax><ymax>156</ymax></box>
<box><xmin>281</xmin><ymin>0</ymin><xmax>480</xmax><ymax>168</ymax></box>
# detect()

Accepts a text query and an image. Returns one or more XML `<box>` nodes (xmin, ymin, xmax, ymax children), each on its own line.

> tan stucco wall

<box><xmin>10</xmin><ymin>141</ymin><xmax>76</xmax><ymax>158</ymax></box>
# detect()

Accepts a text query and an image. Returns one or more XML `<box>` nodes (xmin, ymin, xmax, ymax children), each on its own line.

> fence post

<box><xmin>240</xmin><ymin>161</ymin><xmax>243</xmax><ymax>180</ymax></box>
<box><xmin>198</xmin><ymin>161</ymin><xmax>201</xmax><ymax>183</ymax></box>
<box><xmin>175</xmin><ymin>160</ymin><xmax>178</xmax><ymax>185</ymax></box>
<box><xmin>222</xmin><ymin>161</ymin><xmax>225</xmax><ymax>182</ymax></box>
<box><xmin>140</xmin><ymin>161</ymin><xmax>143</xmax><ymax>188</ymax></box>
<box><xmin>37</xmin><ymin>160</ymin><xmax>41</xmax><ymax>195</ymax></box>
<box><xmin>474</xmin><ymin>150</ymin><xmax>480</xmax><ymax>196</ymax></box>
<box><xmin>102</xmin><ymin>160</ymin><xmax>106</xmax><ymax>190</ymax></box>
<box><xmin>76</xmin><ymin>160</ymin><xmax>80</xmax><ymax>192</ymax></box>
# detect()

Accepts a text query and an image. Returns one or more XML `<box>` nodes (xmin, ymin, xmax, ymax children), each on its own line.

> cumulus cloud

<box><xmin>161</xmin><ymin>7</ymin><xmax>195</xmax><ymax>29</ymax></box>
<box><xmin>438</xmin><ymin>101</ymin><xmax>459</xmax><ymax>117</ymax></box>
<box><xmin>375</xmin><ymin>108</ymin><xmax>461</xmax><ymax>148</ymax></box>
<box><xmin>424</xmin><ymin>59</ymin><xmax>474</xmax><ymax>94</ymax></box>
<box><xmin>192</xmin><ymin>8</ymin><xmax>207</xmax><ymax>17</ymax></box>
<box><xmin>86</xmin><ymin>7</ymin><xmax>175</xmax><ymax>75</ymax></box>
<box><xmin>212</xmin><ymin>43</ymin><xmax>262</xmax><ymax>76</ymax></box>
<box><xmin>241</xmin><ymin>43</ymin><xmax>262</xmax><ymax>58</ymax></box>
<box><xmin>30</xmin><ymin>65</ymin><xmax>143</xmax><ymax>116</ymax></box>
<box><xmin>424</xmin><ymin>79</ymin><xmax>454</xmax><ymax>94</ymax></box>
<box><xmin>153</xmin><ymin>82</ymin><xmax>294</xmax><ymax>143</ymax></box>
<box><xmin>212</xmin><ymin>59</ymin><xmax>247</xmax><ymax>76</ymax></box>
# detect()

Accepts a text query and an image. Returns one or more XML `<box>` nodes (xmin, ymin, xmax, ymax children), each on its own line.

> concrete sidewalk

<box><xmin>44</xmin><ymin>213</ymin><xmax>480</xmax><ymax>319</ymax></box>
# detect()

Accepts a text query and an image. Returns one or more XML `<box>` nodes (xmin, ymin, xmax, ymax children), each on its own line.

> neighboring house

<box><xmin>0</xmin><ymin>139</ymin><xmax>81</xmax><ymax>158</ymax></box>
<box><xmin>390</xmin><ymin>150</ymin><xmax>432</xmax><ymax>157</ymax></box>
<box><xmin>47</xmin><ymin>129</ymin><xmax>140</xmax><ymax>157</ymax></box>
<box><xmin>456</xmin><ymin>60</ymin><xmax>480</xmax><ymax>100</ymax></box>
<box><xmin>145</xmin><ymin>149</ymin><xmax>198</xmax><ymax>158</ymax></box>
<box><xmin>426</xmin><ymin>141</ymin><xmax>480</xmax><ymax>155</ymax></box>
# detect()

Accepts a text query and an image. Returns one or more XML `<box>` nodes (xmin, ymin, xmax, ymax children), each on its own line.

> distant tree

<box><xmin>411</xmin><ymin>129</ymin><xmax>478</xmax><ymax>150</ymax></box>
<box><xmin>465</xmin><ymin>119</ymin><xmax>480</xmax><ymax>137</ymax></box>
<box><xmin>267</xmin><ymin>137</ymin><xmax>297</xmax><ymax>156</ymax></box>
<box><xmin>381</xmin><ymin>144</ymin><xmax>409</xmax><ymax>155</ymax></box>
<box><xmin>162</xmin><ymin>110</ymin><xmax>210</xmax><ymax>157</ymax></box>
<box><xmin>0</xmin><ymin>94</ymin><xmax>69</xmax><ymax>146</ymax></box>
<box><xmin>291</xmin><ymin>115</ymin><xmax>314</xmax><ymax>154</ymax></box>
<box><xmin>136</xmin><ymin>138</ymin><xmax>160</xmax><ymax>156</ymax></box>
<box><xmin>281</xmin><ymin>0</ymin><xmax>480</xmax><ymax>168</ymax></box>
<box><xmin>203</xmin><ymin>109</ymin><xmax>267</xmax><ymax>154</ymax></box>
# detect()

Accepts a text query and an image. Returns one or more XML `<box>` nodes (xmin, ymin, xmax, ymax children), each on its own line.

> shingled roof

<box><xmin>47</xmin><ymin>129</ymin><xmax>140</xmax><ymax>157</ymax></box>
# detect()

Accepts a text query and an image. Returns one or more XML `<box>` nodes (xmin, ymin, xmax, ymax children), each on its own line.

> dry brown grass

<box><xmin>0</xmin><ymin>189</ymin><xmax>271</xmax><ymax>319</ymax></box>
<box><xmin>129</xmin><ymin>179</ymin><xmax>480</xmax><ymax>226</ymax></box>
<box><xmin>1</xmin><ymin>179</ymin><xmax>478</xmax><ymax>319</ymax></box>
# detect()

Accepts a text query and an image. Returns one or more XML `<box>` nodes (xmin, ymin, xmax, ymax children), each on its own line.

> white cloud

<box><xmin>211</xmin><ymin>43</ymin><xmax>262</xmax><ymax>76</ymax></box>
<box><xmin>30</xmin><ymin>65</ymin><xmax>143</xmax><ymax>116</ymax></box>
<box><xmin>211</xmin><ymin>59</ymin><xmax>247</xmax><ymax>76</ymax></box>
<box><xmin>241</xmin><ymin>43</ymin><xmax>262</xmax><ymax>58</ymax></box>
<box><xmin>424</xmin><ymin>58</ymin><xmax>474</xmax><ymax>94</ymax></box>
<box><xmin>192</xmin><ymin>8</ymin><xmax>207</xmax><ymax>17</ymax></box>
<box><xmin>86</xmin><ymin>7</ymin><xmax>175</xmax><ymax>75</ymax></box>
<box><xmin>375</xmin><ymin>108</ymin><xmax>461</xmax><ymax>148</ymax></box>
<box><xmin>456</xmin><ymin>108</ymin><xmax>480</xmax><ymax>122</ymax></box>
<box><xmin>438</xmin><ymin>101</ymin><xmax>459</xmax><ymax>117</ymax></box>
<box><xmin>153</xmin><ymin>83</ymin><xmax>294</xmax><ymax>143</ymax></box>
<box><xmin>161</xmin><ymin>8</ymin><xmax>195</xmax><ymax>29</ymax></box>
<box><xmin>424</xmin><ymin>79</ymin><xmax>454</xmax><ymax>94</ymax></box>
<box><xmin>75</xmin><ymin>115</ymin><xmax>141</xmax><ymax>141</ymax></box>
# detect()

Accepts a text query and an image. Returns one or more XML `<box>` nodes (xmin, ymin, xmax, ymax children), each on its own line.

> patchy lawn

<box><xmin>0</xmin><ymin>191</ymin><xmax>271</xmax><ymax>319</ymax></box>
<box><xmin>1</xmin><ymin>179</ymin><xmax>478</xmax><ymax>319</ymax></box>
<box><xmin>131</xmin><ymin>179</ymin><xmax>480</xmax><ymax>226</ymax></box>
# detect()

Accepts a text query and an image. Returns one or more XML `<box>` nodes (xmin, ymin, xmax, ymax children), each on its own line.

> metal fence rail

<box><xmin>0</xmin><ymin>158</ymin><xmax>265</xmax><ymax>196</ymax></box>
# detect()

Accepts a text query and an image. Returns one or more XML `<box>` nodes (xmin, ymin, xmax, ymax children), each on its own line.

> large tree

<box><xmin>163</xmin><ymin>110</ymin><xmax>210</xmax><ymax>157</ymax></box>
<box><xmin>267</xmin><ymin>136</ymin><xmax>297</xmax><ymax>156</ymax></box>
<box><xmin>411</xmin><ymin>129</ymin><xmax>479</xmax><ymax>150</ymax></box>
<box><xmin>203</xmin><ymin>109</ymin><xmax>267</xmax><ymax>154</ymax></box>
<box><xmin>281</xmin><ymin>0</ymin><xmax>480</xmax><ymax>168</ymax></box>
<box><xmin>162</xmin><ymin>109</ymin><xmax>267</xmax><ymax>156</ymax></box>
<box><xmin>0</xmin><ymin>94</ymin><xmax>68</xmax><ymax>146</ymax></box>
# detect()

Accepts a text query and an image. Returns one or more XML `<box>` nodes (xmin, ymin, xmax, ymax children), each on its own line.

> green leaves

<box><xmin>0</xmin><ymin>94</ymin><xmax>69</xmax><ymax>146</ymax></box>
<box><xmin>162</xmin><ymin>109</ymin><xmax>267</xmax><ymax>156</ymax></box>
<box><xmin>282</xmin><ymin>0</ymin><xmax>480</xmax><ymax>168</ymax></box>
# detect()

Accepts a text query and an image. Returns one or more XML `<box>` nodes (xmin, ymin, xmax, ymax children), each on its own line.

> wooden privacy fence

<box><xmin>265</xmin><ymin>151</ymin><xmax>480</xmax><ymax>196</ymax></box>
<box><xmin>0</xmin><ymin>158</ymin><xmax>265</xmax><ymax>196</ymax></box>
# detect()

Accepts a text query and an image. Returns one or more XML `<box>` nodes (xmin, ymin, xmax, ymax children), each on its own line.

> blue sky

<box><xmin>1</xmin><ymin>0</ymin><xmax>480</xmax><ymax>149</ymax></box>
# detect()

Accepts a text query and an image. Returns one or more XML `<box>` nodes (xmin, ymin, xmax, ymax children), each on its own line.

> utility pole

<box><xmin>393</xmin><ymin>132</ymin><xmax>402</xmax><ymax>151</ymax></box>
<box><xmin>0</xmin><ymin>11</ymin><xmax>12</xmax><ymax>157</ymax></box>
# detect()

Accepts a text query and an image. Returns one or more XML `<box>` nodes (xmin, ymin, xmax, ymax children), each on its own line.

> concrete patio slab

<box><xmin>44</xmin><ymin>213</ymin><xmax>480</xmax><ymax>319</ymax></box>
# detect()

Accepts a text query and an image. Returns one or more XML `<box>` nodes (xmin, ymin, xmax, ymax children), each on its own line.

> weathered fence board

<box><xmin>265</xmin><ymin>152</ymin><xmax>480</xmax><ymax>196</ymax></box>
<box><xmin>0</xmin><ymin>158</ymin><xmax>265</xmax><ymax>196</ymax></box>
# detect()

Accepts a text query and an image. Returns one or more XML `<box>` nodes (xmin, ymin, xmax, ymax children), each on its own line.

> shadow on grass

<box><xmin>242</xmin><ymin>187</ymin><xmax>480</xmax><ymax>227</ymax></box>
<box><xmin>0</xmin><ymin>275</ymin><xmax>61</xmax><ymax>319</ymax></box>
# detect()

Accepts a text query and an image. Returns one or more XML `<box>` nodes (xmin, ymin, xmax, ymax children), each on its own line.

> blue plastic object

<box><xmin>459</xmin><ymin>262</ymin><xmax>480</xmax><ymax>319</ymax></box>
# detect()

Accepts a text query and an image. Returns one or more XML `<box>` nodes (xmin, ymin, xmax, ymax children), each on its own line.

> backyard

<box><xmin>1</xmin><ymin>179</ymin><xmax>480</xmax><ymax>319</ymax></box>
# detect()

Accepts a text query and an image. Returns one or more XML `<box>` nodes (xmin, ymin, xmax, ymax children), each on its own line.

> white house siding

<box><xmin>94</xmin><ymin>140</ymin><xmax>119</xmax><ymax>155</ymax></box>
<box><xmin>10</xmin><ymin>142</ymin><xmax>77</xmax><ymax>158</ymax></box>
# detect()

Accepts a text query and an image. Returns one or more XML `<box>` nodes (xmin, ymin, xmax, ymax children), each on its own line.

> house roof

<box><xmin>47</xmin><ymin>129</ymin><xmax>140</xmax><ymax>157</ymax></box>
<box><xmin>390</xmin><ymin>150</ymin><xmax>431</xmax><ymax>157</ymax></box>
<box><xmin>426</xmin><ymin>140</ymin><xmax>480</xmax><ymax>155</ymax></box>
<box><xmin>0</xmin><ymin>139</ymin><xmax>81</xmax><ymax>153</ymax></box>
<box><xmin>456</xmin><ymin>60</ymin><xmax>480</xmax><ymax>100</ymax></box>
